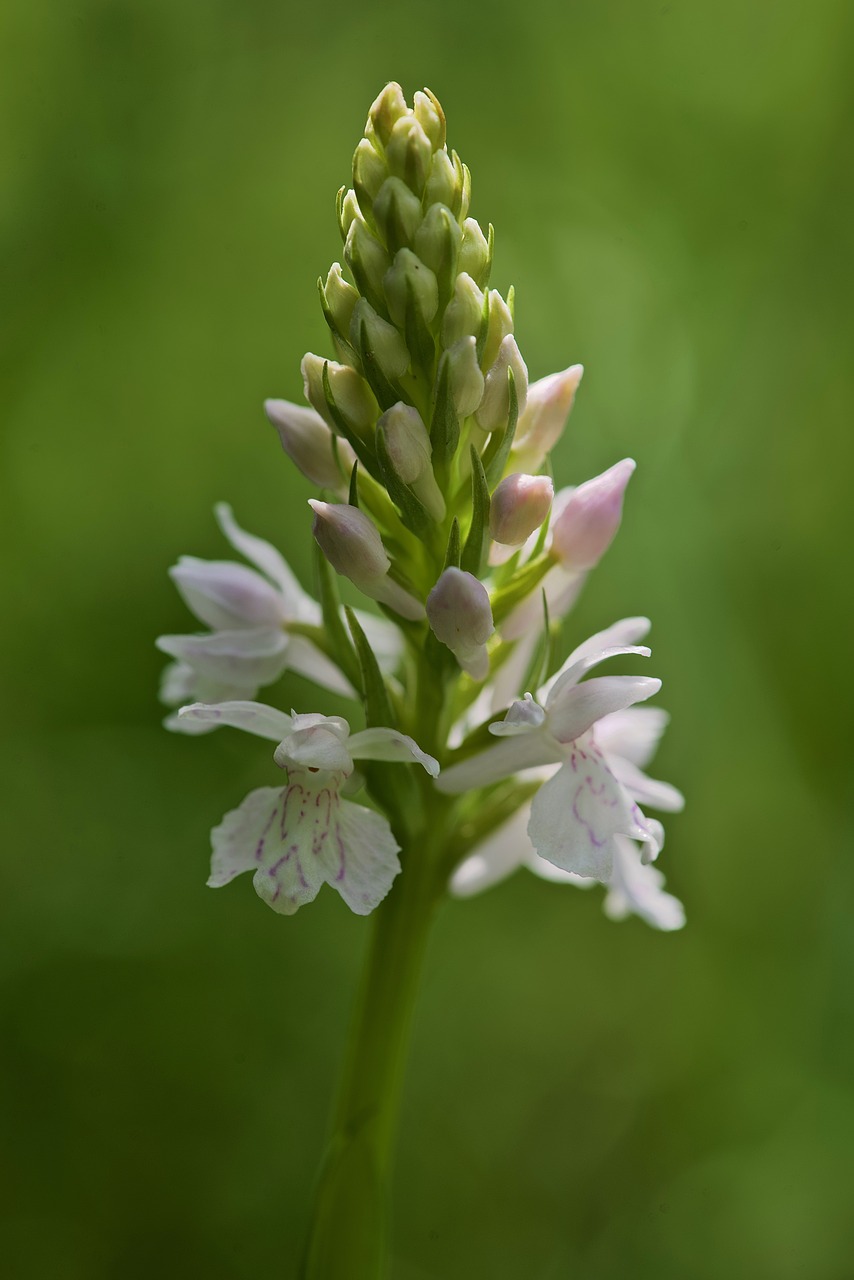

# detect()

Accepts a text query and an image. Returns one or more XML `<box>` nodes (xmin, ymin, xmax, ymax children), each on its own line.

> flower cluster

<box><xmin>158</xmin><ymin>84</ymin><xmax>684</xmax><ymax>929</ymax></box>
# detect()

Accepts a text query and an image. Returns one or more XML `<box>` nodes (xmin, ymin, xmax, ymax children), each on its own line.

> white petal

<box><xmin>501</xmin><ymin>564</ymin><xmax>584</xmax><ymax>641</ymax></box>
<box><xmin>436</xmin><ymin>732</ymin><xmax>563</xmax><ymax>793</ymax></box>
<box><xmin>527</xmin><ymin>739</ymin><xmax>657</xmax><ymax>880</ymax></box>
<box><xmin>546</xmin><ymin>675</ymin><xmax>661</xmax><ymax>744</ymax></box>
<box><xmin>156</xmin><ymin>628</ymin><xmax>289</xmax><ymax>690</ymax></box>
<box><xmin>347</xmin><ymin>728</ymin><xmax>439</xmax><ymax>776</ymax></box>
<box><xmin>170</xmin><ymin>557</ymin><xmax>286</xmax><ymax>630</ymax></box>
<box><xmin>450</xmin><ymin>806</ymin><xmax>530</xmax><ymax>897</ymax></box>
<box><xmin>543</xmin><ymin>643</ymin><xmax>651</xmax><ymax>707</ymax></box>
<box><xmin>159</xmin><ymin>660</ymin><xmax>197</xmax><ymax>707</ymax></box>
<box><xmin>209</xmin><ymin>785</ymin><xmax>285</xmax><ymax>886</ymax></box>
<box><xmin>177</xmin><ymin>700</ymin><xmax>295</xmax><ymax>741</ymax></box>
<box><xmin>332</xmin><ymin>799</ymin><xmax>402</xmax><ymax>914</ymax></box>
<box><xmin>603</xmin><ymin>836</ymin><xmax>685</xmax><ymax>931</ymax></box>
<box><xmin>525</xmin><ymin>852</ymin><xmax>594</xmax><ymax>885</ymax></box>
<box><xmin>563</xmin><ymin>616</ymin><xmax>651</xmax><ymax>667</ymax></box>
<box><xmin>488</xmin><ymin>693</ymin><xmax>547</xmax><ymax>736</ymax></box>
<box><xmin>594</xmin><ymin>706</ymin><xmax>670</xmax><ymax>769</ymax></box>
<box><xmin>214</xmin><ymin>502</ymin><xmax>318</xmax><ymax>620</ymax></box>
<box><xmin>608</xmin><ymin>755</ymin><xmax>685</xmax><ymax>813</ymax></box>
<box><xmin>274</xmin><ymin>724</ymin><xmax>354</xmax><ymax>773</ymax></box>
<box><xmin>283</xmin><ymin>634</ymin><xmax>356</xmax><ymax>698</ymax></box>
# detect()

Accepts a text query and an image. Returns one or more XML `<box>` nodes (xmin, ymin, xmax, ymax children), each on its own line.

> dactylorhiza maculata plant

<box><xmin>158</xmin><ymin>84</ymin><xmax>685</xmax><ymax>1277</ymax></box>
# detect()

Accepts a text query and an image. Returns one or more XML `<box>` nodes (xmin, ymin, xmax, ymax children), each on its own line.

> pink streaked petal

<box><xmin>546</xmin><ymin>675</ymin><xmax>661</xmax><ymax>745</ymax></box>
<box><xmin>250</xmin><ymin>778</ymin><xmax>333</xmax><ymax>915</ymax></box>
<box><xmin>347</xmin><ymin>728</ymin><xmax>439</xmax><ymax>776</ymax></box>
<box><xmin>177</xmin><ymin>700</ymin><xmax>294</xmax><ymax>741</ymax></box>
<box><xmin>527</xmin><ymin>740</ymin><xmax>649</xmax><ymax>881</ymax></box>
<box><xmin>209</xmin><ymin>785</ymin><xmax>284</xmax><ymax>887</ymax></box>
<box><xmin>332</xmin><ymin>800</ymin><xmax>402</xmax><ymax>915</ymax></box>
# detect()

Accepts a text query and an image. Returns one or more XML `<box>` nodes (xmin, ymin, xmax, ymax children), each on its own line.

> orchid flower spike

<box><xmin>178</xmin><ymin>700</ymin><xmax>438</xmax><ymax>915</ymax></box>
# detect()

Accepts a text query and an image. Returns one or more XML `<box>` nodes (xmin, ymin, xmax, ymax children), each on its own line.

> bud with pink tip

<box><xmin>549</xmin><ymin>459</ymin><xmax>636</xmax><ymax>569</ymax></box>
<box><xmin>489</xmin><ymin>473</ymin><xmax>554</xmax><ymax>546</ymax></box>
<box><xmin>511</xmin><ymin>364</ymin><xmax>584</xmax><ymax>474</ymax></box>
<box><xmin>265</xmin><ymin>399</ymin><xmax>355</xmax><ymax>491</ymax></box>
<box><xmin>426</xmin><ymin>567</ymin><xmax>494</xmax><ymax>680</ymax></box>
<box><xmin>476</xmin><ymin>335</ymin><xmax>529</xmax><ymax>432</ymax></box>
<box><xmin>309</xmin><ymin>500</ymin><xmax>425</xmax><ymax>621</ymax></box>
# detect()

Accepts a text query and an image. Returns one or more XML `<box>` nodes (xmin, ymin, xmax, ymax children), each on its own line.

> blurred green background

<box><xmin>3</xmin><ymin>0</ymin><xmax>853</xmax><ymax>1276</ymax></box>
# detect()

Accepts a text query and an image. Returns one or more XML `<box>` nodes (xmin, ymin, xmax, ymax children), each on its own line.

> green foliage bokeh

<box><xmin>2</xmin><ymin>1</ymin><xmax>853</xmax><ymax>1276</ymax></box>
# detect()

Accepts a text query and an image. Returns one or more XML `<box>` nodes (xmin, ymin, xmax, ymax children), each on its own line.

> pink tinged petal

<box><xmin>177</xmin><ymin>700</ymin><xmax>295</xmax><ymax>741</ymax></box>
<box><xmin>251</xmin><ymin>779</ymin><xmax>332</xmax><ymax>915</ymax></box>
<box><xmin>169</xmin><ymin>558</ymin><xmax>287</xmax><ymax>631</ymax></box>
<box><xmin>544</xmin><ymin>644</ymin><xmax>652</xmax><ymax>709</ymax></box>
<box><xmin>546</xmin><ymin>675</ymin><xmax>662</xmax><ymax>745</ymax></box>
<box><xmin>332</xmin><ymin>799</ymin><xmax>402</xmax><ymax>915</ymax></box>
<box><xmin>603</xmin><ymin>836</ymin><xmax>685</xmax><ymax>931</ymax></box>
<box><xmin>155</xmin><ymin>628</ymin><xmax>289</xmax><ymax>690</ymax></box>
<box><xmin>450</xmin><ymin>806</ymin><xmax>531</xmax><ymax>897</ymax></box>
<box><xmin>209</xmin><ymin>786</ymin><xmax>285</xmax><ymax>887</ymax></box>
<box><xmin>264</xmin><ymin>398</ymin><xmax>355</xmax><ymax>491</ymax></box>
<box><xmin>436</xmin><ymin>732</ymin><xmax>564</xmax><ymax>794</ymax></box>
<box><xmin>511</xmin><ymin>364</ymin><xmax>583</xmax><ymax>473</ymax></box>
<box><xmin>608</xmin><ymin>755</ymin><xmax>685</xmax><ymax>813</ymax></box>
<box><xmin>347</xmin><ymin>727</ymin><xmax>439</xmax><ymax>776</ymax></box>
<box><xmin>215</xmin><ymin>502</ymin><xmax>316</xmax><ymax>619</ymax></box>
<box><xmin>594</xmin><ymin>706</ymin><xmax>670</xmax><ymax>769</ymax></box>
<box><xmin>501</xmin><ymin>563</ymin><xmax>584</xmax><ymax>641</ymax></box>
<box><xmin>549</xmin><ymin>458</ymin><xmax>636</xmax><ymax>570</ymax></box>
<box><xmin>527</xmin><ymin>741</ymin><xmax>657</xmax><ymax>881</ymax></box>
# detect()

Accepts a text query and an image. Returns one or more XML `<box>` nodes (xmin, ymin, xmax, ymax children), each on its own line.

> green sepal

<box><xmin>403</xmin><ymin>274</ymin><xmax>436</xmax><ymax>378</ymax></box>
<box><xmin>321</xmin><ymin>362</ymin><xmax>381</xmax><ymax>481</ymax></box>
<box><xmin>357</xmin><ymin>318</ymin><xmax>404</xmax><ymax>412</ymax></box>
<box><xmin>461</xmin><ymin>445</ymin><xmax>490</xmax><ymax>576</ymax></box>
<box><xmin>429</xmin><ymin>352</ymin><xmax>460</xmax><ymax>468</ymax></box>
<box><xmin>475</xmin><ymin>289</ymin><xmax>490</xmax><ymax>365</ymax></box>
<box><xmin>483</xmin><ymin>366</ymin><xmax>519</xmax><ymax>485</ymax></box>
<box><xmin>490</xmin><ymin>551</ymin><xmax>553</xmax><ymax>625</ymax></box>
<box><xmin>348</xmin><ymin>461</ymin><xmax>360</xmax><ymax>508</ymax></box>
<box><xmin>312</xmin><ymin>544</ymin><xmax>362</xmax><ymax>694</ymax></box>
<box><xmin>482</xmin><ymin>223</ymin><xmax>495</xmax><ymax>288</ymax></box>
<box><xmin>443</xmin><ymin>517</ymin><xmax>461</xmax><ymax>571</ymax></box>
<box><xmin>375</xmin><ymin>427</ymin><xmax>434</xmax><ymax>540</ymax></box>
<box><xmin>345</xmin><ymin>607</ymin><xmax>395</xmax><ymax>728</ymax></box>
<box><xmin>506</xmin><ymin>284</ymin><xmax>515</xmax><ymax>322</ymax></box>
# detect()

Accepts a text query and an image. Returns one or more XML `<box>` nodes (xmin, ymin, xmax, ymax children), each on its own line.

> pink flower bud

<box><xmin>426</xmin><ymin>568</ymin><xmax>494</xmax><ymax>680</ymax></box>
<box><xmin>377</xmin><ymin>403</ymin><xmax>445</xmax><ymax>519</ymax></box>
<box><xmin>489</xmin><ymin>473</ymin><xmax>554</xmax><ymax>546</ymax></box>
<box><xmin>265</xmin><ymin>399</ymin><xmax>354</xmax><ymax>490</ymax></box>
<box><xmin>309</xmin><ymin>500</ymin><xmax>424</xmax><ymax>621</ymax></box>
<box><xmin>512</xmin><ymin>365</ymin><xmax>584</xmax><ymax>473</ymax></box>
<box><xmin>549</xmin><ymin>459</ymin><xmax>636</xmax><ymax>570</ymax></box>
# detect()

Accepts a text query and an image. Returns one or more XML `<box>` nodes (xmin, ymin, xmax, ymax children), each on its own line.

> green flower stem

<box><xmin>300</xmin><ymin>783</ymin><xmax>451</xmax><ymax>1279</ymax></box>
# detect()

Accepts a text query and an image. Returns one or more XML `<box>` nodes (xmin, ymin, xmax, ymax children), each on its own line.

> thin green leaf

<box><xmin>347</xmin><ymin>461</ymin><xmax>360</xmax><ymax>507</ymax></box>
<box><xmin>429</xmin><ymin>353</ymin><xmax>460</xmax><ymax>468</ymax></box>
<box><xmin>483</xmin><ymin>366</ymin><xmax>520</xmax><ymax>485</ymax></box>
<box><xmin>443</xmin><ymin>517</ymin><xmax>461</xmax><ymax>571</ymax></box>
<box><xmin>461</xmin><ymin>445</ymin><xmax>491</xmax><ymax>576</ymax></box>
<box><xmin>312</xmin><ymin>544</ymin><xmax>362</xmax><ymax>693</ymax></box>
<box><xmin>375</xmin><ymin>428</ymin><xmax>434</xmax><ymax>539</ymax></box>
<box><xmin>345</xmin><ymin>607</ymin><xmax>395</xmax><ymax>728</ymax></box>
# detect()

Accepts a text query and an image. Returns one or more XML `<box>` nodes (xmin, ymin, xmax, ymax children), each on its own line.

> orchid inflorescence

<box><xmin>157</xmin><ymin>82</ymin><xmax>684</xmax><ymax>933</ymax></box>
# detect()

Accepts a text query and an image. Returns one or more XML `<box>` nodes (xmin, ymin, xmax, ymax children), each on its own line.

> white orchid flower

<box><xmin>450</xmin><ymin>701</ymin><xmax>685</xmax><ymax>930</ymax></box>
<box><xmin>157</xmin><ymin>503</ymin><xmax>400</xmax><ymax>729</ymax></box>
<box><xmin>437</xmin><ymin>619</ymin><xmax>672</xmax><ymax>881</ymax></box>
<box><xmin>178</xmin><ymin>700</ymin><xmax>438</xmax><ymax>916</ymax></box>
